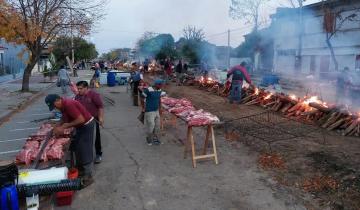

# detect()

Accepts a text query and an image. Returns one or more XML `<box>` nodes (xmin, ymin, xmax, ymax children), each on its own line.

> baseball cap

<box><xmin>154</xmin><ymin>79</ymin><xmax>164</xmax><ymax>86</ymax></box>
<box><xmin>45</xmin><ymin>94</ymin><xmax>60</xmax><ymax>111</ymax></box>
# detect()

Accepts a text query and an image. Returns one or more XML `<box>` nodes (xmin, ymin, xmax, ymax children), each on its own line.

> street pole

<box><xmin>296</xmin><ymin>0</ymin><xmax>304</xmax><ymax>73</ymax></box>
<box><xmin>227</xmin><ymin>29</ymin><xmax>231</xmax><ymax>68</ymax></box>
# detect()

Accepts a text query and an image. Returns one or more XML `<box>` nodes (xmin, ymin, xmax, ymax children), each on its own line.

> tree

<box><xmin>182</xmin><ymin>25</ymin><xmax>205</xmax><ymax>42</ymax></box>
<box><xmin>323</xmin><ymin>6</ymin><xmax>360</xmax><ymax>72</ymax></box>
<box><xmin>136</xmin><ymin>33</ymin><xmax>177</xmax><ymax>60</ymax></box>
<box><xmin>100</xmin><ymin>48</ymin><xmax>132</xmax><ymax>62</ymax></box>
<box><xmin>52</xmin><ymin>36</ymin><xmax>98</xmax><ymax>65</ymax></box>
<box><xmin>232</xmin><ymin>31</ymin><xmax>261</xmax><ymax>58</ymax></box>
<box><xmin>0</xmin><ymin>0</ymin><xmax>105</xmax><ymax>91</ymax></box>
<box><xmin>229</xmin><ymin>0</ymin><xmax>269</xmax><ymax>31</ymax></box>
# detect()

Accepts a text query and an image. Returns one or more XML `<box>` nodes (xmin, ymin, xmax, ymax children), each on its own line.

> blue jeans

<box><xmin>229</xmin><ymin>82</ymin><xmax>242</xmax><ymax>103</ymax></box>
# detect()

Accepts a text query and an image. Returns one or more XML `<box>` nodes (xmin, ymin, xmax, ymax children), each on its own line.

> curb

<box><xmin>0</xmin><ymin>83</ymin><xmax>56</xmax><ymax>127</ymax></box>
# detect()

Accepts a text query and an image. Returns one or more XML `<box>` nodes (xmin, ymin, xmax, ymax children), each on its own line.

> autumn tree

<box><xmin>0</xmin><ymin>0</ymin><xmax>105</xmax><ymax>91</ymax></box>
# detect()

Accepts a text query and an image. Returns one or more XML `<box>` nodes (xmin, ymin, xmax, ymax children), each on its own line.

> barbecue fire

<box><xmin>264</xmin><ymin>93</ymin><xmax>272</xmax><ymax>100</ymax></box>
<box><xmin>194</xmin><ymin>82</ymin><xmax>360</xmax><ymax>137</ymax></box>
<box><xmin>290</xmin><ymin>94</ymin><xmax>297</xmax><ymax>100</ymax></box>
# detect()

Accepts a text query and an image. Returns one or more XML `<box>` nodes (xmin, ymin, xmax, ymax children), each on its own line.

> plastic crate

<box><xmin>56</xmin><ymin>191</ymin><xmax>74</xmax><ymax>206</ymax></box>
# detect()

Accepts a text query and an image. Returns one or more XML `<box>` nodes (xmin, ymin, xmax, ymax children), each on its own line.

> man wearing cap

<box><xmin>75</xmin><ymin>81</ymin><xmax>104</xmax><ymax>164</ymax></box>
<box><xmin>45</xmin><ymin>94</ymin><xmax>95</xmax><ymax>188</ymax></box>
<box><xmin>141</xmin><ymin>79</ymin><xmax>166</xmax><ymax>145</ymax></box>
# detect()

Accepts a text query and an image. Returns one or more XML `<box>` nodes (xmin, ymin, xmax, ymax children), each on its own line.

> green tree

<box><xmin>136</xmin><ymin>33</ymin><xmax>177</xmax><ymax>60</ymax></box>
<box><xmin>52</xmin><ymin>36</ymin><xmax>98</xmax><ymax>66</ymax></box>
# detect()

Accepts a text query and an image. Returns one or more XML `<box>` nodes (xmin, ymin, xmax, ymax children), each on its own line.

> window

<box><xmin>356</xmin><ymin>55</ymin><xmax>360</xmax><ymax>70</ymax></box>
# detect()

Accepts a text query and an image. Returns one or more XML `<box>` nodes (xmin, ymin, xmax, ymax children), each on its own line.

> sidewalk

<box><xmin>0</xmin><ymin>73</ymin><xmax>57</xmax><ymax>123</ymax></box>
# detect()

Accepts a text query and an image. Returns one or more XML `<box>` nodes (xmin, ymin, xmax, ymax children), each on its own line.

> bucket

<box><xmin>67</xmin><ymin>168</ymin><xmax>78</xmax><ymax>180</ymax></box>
<box><xmin>55</xmin><ymin>168</ymin><xmax>78</xmax><ymax>206</ymax></box>
<box><xmin>107</xmin><ymin>72</ymin><xmax>116</xmax><ymax>87</ymax></box>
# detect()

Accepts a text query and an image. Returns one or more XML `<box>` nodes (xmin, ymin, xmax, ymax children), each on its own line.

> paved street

<box><xmin>0</xmin><ymin>70</ymin><xmax>305</xmax><ymax>209</ymax></box>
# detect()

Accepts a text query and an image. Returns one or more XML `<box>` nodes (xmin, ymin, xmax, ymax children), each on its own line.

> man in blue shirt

<box><xmin>130</xmin><ymin>62</ymin><xmax>143</xmax><ymax>106</ymax></box>
<box><xmin>142</xmin><ymin>79</ymin><xmax>166</xmax><ymax>145</ymax></box>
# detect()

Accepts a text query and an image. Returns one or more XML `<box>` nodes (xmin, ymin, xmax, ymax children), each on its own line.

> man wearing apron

<box><xmin>45</xmin><ymin>94</ymin><xmax>95</xmax><ymax>188</ymax></box>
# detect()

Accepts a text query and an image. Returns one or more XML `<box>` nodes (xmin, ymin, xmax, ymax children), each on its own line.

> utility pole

<box><xmin>227</xmin><ymin>29</ymin><xmax>231</xmax><ymax>68</ymax></box>
<box><xmin>296</xmin><ymin>0</ymin><xmax>304</xmax><ymax>73</ymax></box>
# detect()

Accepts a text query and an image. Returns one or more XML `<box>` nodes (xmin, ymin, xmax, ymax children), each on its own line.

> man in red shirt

<box><xmin>45</xmin><ymin>94</ymin><xmax>95</xmax><ymax>188</ymax></box>
<box><xmin>75</xmin><ymin>81</ymin><xmax>104</xmax><ymax>164</ymax></box>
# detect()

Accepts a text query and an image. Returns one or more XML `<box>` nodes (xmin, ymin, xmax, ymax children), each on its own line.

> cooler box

<box><xmin>99</xmin><ymin>73</ymin><xmax>107</xmax><ymax>85</ymax></box>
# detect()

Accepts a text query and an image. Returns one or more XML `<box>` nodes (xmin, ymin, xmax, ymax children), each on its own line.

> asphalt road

<box><xmin>0</xmin><ymin>70</ymin><xmax>306</xmax><ymax>209</ymax></box>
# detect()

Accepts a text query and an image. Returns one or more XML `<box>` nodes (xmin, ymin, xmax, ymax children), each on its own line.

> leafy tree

<box><xmin>0</xmin><ymin>0</ymin><xmax>105</xmax><ymax>91</ymax></box>
<box><xmin>52</xmin><ymin>36</ymin><xmax>98</xmax><ymax>65</ymax></box>
<box><xmin>232</xmin><ymin>31</ymin><xmax>260</xmax><ymax>58</ymax></box>
<box><xmin>136</xmin><ymin>33</ymin><xmax>177</xmax><ymax>60</ymax></box>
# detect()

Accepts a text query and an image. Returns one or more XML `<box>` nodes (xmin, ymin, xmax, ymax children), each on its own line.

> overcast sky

<box><xmin>91</xmin><ymin>0</ymin><xmax>320</xmax><ymax>54</ymax></box>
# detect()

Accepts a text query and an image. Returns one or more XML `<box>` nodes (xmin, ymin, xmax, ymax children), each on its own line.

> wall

<box><xmin>272</xmin><ymin>2</ymin><xmax>360</xmax><ymax>77</ymax></box>
<box><xmin>0</xmin><ymin>38</ymin><xmax>28</xmax><ymax>76</ymax></box>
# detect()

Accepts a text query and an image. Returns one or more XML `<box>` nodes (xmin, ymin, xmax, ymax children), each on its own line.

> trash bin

<box><xmin>107</xmin><ymin>72</ymin><xmax>116</xmax><ymax>87</ymax></box>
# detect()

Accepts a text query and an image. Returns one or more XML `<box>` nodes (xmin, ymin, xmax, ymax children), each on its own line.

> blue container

<box><xmin>1</xmin><ymin>185</ymin><xmax>19</xmax><ymax>210</ymax></box>
<box><xmin>107</xmin><ymin>72</ymin><xmax>116</xmax><ymax>87</ymax></box>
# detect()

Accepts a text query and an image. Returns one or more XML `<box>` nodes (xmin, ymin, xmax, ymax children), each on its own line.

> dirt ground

<box><xmin>156</xmin><ymin>78</ymin><xmax>360</xmax><ymax>210</ymax></box>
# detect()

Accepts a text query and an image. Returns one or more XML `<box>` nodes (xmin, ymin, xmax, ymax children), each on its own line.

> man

<box><xmin>175</xmin><ymin>60</ymin><xmax>183</xmax><ymax>86</ymax></box>
<box><xmin>227</xmin><ymin>62</ymin><xmax>252</xmax><ymax>103</ymax></box>
<box><xmin>141</xmin><ymin>79</ymin><xmax>166</xmax><ymax>145</ymax></box>
<box><xmin>164</xmin><ymin>58</ymin><xmax>172</xmax><ymax>84</ymax></box>
<box><xmin>336</xmin><ymin>67</ymin><xmax>350</xmax><ymax>104</ymax></box>
<box><xmin>75</xmin><ymin>81</ymin><xmax>104</xmax><ymax>164</ymax></box>
<box><xmin>130</xmin><ymin>62</ymin><xmax>143</xmax><ymax>106</ymax></box>
<box><xmin>57</xmin><ymin>65</ymin><xmax>70</xmax><ymax>94</ymax></box>
<box><xmin>45</xmin><ymin>94</ymin><xmax>95</xmax><ymax>188</ymax></box>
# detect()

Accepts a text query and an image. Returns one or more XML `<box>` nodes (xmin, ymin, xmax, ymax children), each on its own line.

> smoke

<box><xmin>253</xmin><ymin>1</ymin><xmax>360</xmax><ymax>111</ymax></box>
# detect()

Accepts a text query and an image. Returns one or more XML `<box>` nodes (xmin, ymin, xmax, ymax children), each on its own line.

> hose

<box><xmin>17</xmin><ymin>179</ymin><xmax>81</xmax><ymax>196</ymax></box>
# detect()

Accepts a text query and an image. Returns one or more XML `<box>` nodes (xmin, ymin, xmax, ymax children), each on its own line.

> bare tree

<box><xmin>0</xmin><ymin>0</ymin><xmax>106</xmax><ymax>91</ymax></box>
<box><xmin>323</xmin><ymin>6</ymin><xmax>360</xmax><ymax>72</ymax></box>
<box><xmin>182</xmin><ymin>25</ymin><xmax>205</xmax><ymax>42</ymax></box>
<box><xmin>229</xmin><ymin>0</ymin><xmax>269</xmax><ymax>31</ymax></box>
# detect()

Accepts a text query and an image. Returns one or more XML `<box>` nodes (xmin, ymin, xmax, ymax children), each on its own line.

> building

<box><xmin>0</xmin><ymin>38</ymin><xmax>28</xmax><ymax>78</ymax></box>
<box><xmin>270</xmin><ymin>0</ymin><xmax>360</xmax><ymax>78</ymax></box>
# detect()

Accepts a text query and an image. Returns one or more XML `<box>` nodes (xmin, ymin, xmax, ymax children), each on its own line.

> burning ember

<box><xmin>303</xmin><ymin>96</ymin><xmax>328</xmax><ymax>108</ymax></box>
<box><xmin>254</xmin><ymin>88</ymin><xmax>259</xmax><ymax>95</ymax></box>
<box><xmin>264</xmin><ymin>93</ymin><xmax>272</xmax><ymax>100</ymax></box>
<box><xmin>290</xmin><ymin>94</ymin><xmax>297</xmax><ymax>100</ymax></box>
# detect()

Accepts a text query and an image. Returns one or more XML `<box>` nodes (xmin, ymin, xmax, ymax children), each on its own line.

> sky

<box><xmin>91</xmin><ymin>0</ymin><xmax>321</xmax><ymax>54</ymax></box>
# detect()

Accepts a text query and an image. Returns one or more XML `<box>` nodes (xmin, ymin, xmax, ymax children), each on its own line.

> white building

<box><xmin>271</xmin><ymin>0</ymin><xmax>360</xmax><ymax>79</ymax></box>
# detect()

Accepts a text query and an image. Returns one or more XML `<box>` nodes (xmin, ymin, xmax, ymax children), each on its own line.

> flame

<box><xmin>199</xmin><ymin>76</ymin><xmax>204</xmax><ymax>82</ymax></box>
<box><xmin>254</xmin><ymin>88</ymin><xmax>259</xmax><ymax>95</ymax></box>
<box><xmin>290</xmin><ymin>94</ymin><xmax>297</xmax><ymax>100</ymax></box>
<box><xmin>264</xmin><ymin>93</ymin><xmax>272</xmax><ymax>100</ymax></box>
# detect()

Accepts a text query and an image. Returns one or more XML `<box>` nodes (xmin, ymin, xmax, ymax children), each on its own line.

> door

<box><xmin>310</xmin><ymin>55</ymin><xmax>316</xmax><ymax>74</ymax></box>
<box><xmin>319</xmin><ymin>55</ymin><xmax>330</xmax><ymax>79</ymax></box>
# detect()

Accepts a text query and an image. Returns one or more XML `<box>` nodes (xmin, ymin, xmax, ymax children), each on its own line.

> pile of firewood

<box><xmin>239</xmin><ymin>87</ymin><xmax>360</xmax><ymax>136</ymax></box>
<box><xmin>192</xmin><ymin>79</ymin><xmax>360</xmax><ymax>137</ymax></box>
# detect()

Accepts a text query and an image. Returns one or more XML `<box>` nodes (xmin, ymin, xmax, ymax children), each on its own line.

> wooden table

<box><xmin>161</xmin><ymin>105</ymin><xmax>219</xmax><ymax>168</ymax></box>
<box><xmin>184</xmin><ymin>124</ymin><xmax>219</xmax><ymax>168</ymax></box>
